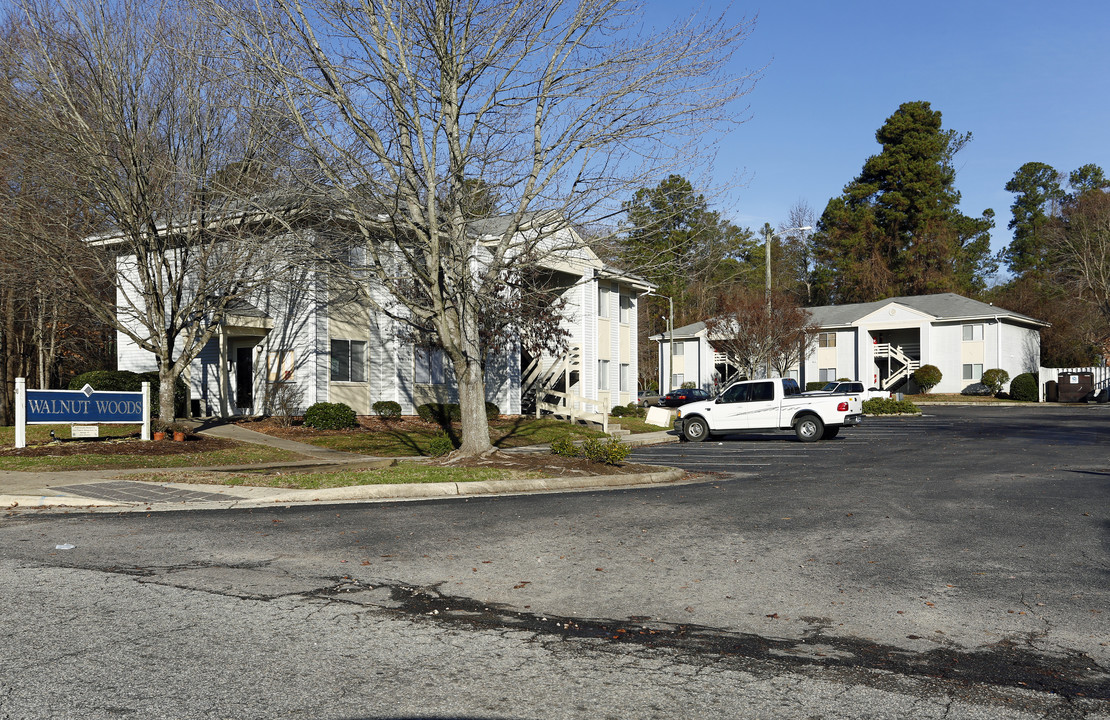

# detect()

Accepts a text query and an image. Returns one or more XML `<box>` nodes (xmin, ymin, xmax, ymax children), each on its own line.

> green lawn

<box><xmin>0</xmin><ymin>424</ymin><xmax>304</xmax><ymax>471</ymax></box>
<box><xmin>131</xmin><ymin>461</ymin><xmax>544</xmax><ymax>489</ymax></box>
<box><xmin>296</xmin><ymin>417</ymin><xmax>611</xmax><ymax>456</ymax></box>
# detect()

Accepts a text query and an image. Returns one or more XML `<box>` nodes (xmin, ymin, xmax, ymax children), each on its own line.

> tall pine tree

<box><xmin>813</xmin><ymin>101</ymin><xmax>994</xmax><ymax>304</ymax></box>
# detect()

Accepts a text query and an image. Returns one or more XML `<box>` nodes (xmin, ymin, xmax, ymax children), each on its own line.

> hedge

<box><xmin>416</xmin><ymin>402</ymin><xmax>500</xmax><ymax>424</ymax></box>
<box><xmin>862</xmin><ymin>397</ymin><xmax>921</xmax><ymax>415</ymax></box>
<box><xmin>1009</xmin><ymin>373</ymin><xmax>1038</xmax><ymax>402</ymax></box>
<box><xmin>303</xmin><ymin>402</ymin><xmax>358</xmax><ymax>430</ymax></box>
<box><xmin>68</xmin><ymin>369</ymin><xmax>187</xmax><ymax>417</ymax></box>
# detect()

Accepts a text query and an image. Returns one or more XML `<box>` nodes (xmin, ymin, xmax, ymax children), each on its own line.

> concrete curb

<box><xmin>0</xmin><ymin>465</ymin><xmax>686</xmax><ymax>513</ymax></box>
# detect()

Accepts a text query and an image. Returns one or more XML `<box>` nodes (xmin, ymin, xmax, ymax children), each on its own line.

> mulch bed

<box><xmin>0</xmin><ymin>434</ymin><xmax>237</xmax><ymax>457</ymax></box>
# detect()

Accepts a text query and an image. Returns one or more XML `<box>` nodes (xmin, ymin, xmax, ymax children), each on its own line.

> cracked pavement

<box><xmin>1</xmin><ymin>404</ymin><xmax>1108</xmax><ymax>718</ymax></box>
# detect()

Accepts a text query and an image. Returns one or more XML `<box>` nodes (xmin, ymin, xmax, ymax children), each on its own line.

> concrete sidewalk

<box><xmin>0</xmin><ymin>422</ymin><xmax>681</xmax><ymax>513</ymax></box>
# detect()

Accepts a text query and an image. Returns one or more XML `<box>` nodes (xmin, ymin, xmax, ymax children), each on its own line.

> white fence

<box><xmin>1038</xmin><ymin>366</ymin><xmax>1110</xmax><ymax>400</ymax></box>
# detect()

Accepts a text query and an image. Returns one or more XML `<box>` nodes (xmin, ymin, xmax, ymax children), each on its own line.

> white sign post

<box><xmin>14</xmin><ymin>377</ymin><xmax>26</xmax><ymax>449</ymax></box>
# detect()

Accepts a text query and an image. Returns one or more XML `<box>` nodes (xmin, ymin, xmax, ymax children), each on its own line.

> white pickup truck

<box><xmin>803</xmin><ymin>381</ymin><xmax>890</xmax><ymax>402</ymax></box>
<box><xmin>673</xmin><ymin>377</ymin><xmax>863</xmax><ymax>442</ymax></box>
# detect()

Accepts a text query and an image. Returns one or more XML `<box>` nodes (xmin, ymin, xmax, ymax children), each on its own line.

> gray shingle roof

<box><xmin>804</xmin><ymin>292</ymin><xmax>1047</xmax><ymax>328</ymax></box>
<box><xmin>649</xmin><ymin>293</ymin><xmax>1048</xmax><ymax>340</ymax></box>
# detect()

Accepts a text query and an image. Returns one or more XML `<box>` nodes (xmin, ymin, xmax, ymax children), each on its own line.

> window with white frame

<box><xmin>670</xmin><ymin>373</ymin><xmax>683</xmax><ymax>388</ymax></box>
<box><xmin>415</xmin><ymin>347</ymin><xmax>447</xmax><ymax>384</ymax></box>
<box><xmin>598</xmin><ymin>359</ymin><xmax>610</xmax><ymax>390</ymax></box>
<box><xmin>819</xmin><ymin>367</ymin><xmax>837</xmax><ymax>382</ymax></box>
<box><xmin>619</xmin><ymin>363</ymin><xmax>630</xmax><ymax>392</ymax></box>
<box><xmin>330</xmin><ymin>340</ymin><xmax>367</xmax><ymax>382</ymax></box>
<box><xmin>619</xmin><ymin>293</ymin><xmax>632</xmax><ymax>324</ymax></box>
<box><xmin>962</xmin><ymin>363</ymin><xmax>983</xmax><ymax>381</ymax></box>
<box><xmin>267</xmin><ymin>350</ymin><xmax>295</xmax><ymax>383</ymax></box>
<box><xmin>598</xmin><ymin>283</ymin><xmax>611</xmax><ymax>318</ymax></box>
<box><xmin>672</xmin><ymin>341</ymin><xmax>684</xmax><ymax>356</ymax></box>
<box><xmin>962</xmin><ymin>324</ymin><xmax>983</xmax><ymax>341</ymax></box>
<box><xmin>818</xmin><ymin>332</ymin><xmax>836</xmax><ymax>348</ymax></box>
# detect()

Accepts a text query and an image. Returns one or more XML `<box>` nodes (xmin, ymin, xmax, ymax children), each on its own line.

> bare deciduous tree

<box><xmin>704</xmin><ymin>287</ymin><xmax>815</xmax><ymax>381</ymax></box>
<box><xmin>8</xmin><ymin>0</ymin><xmax>302</xmax><ymax>420</ymax></box>
<box><xmin>1048</xmin><ymin>189</ymin><xmax>1110</xmax><ymax>328</ymax></box>
<box><xmin>214</xmin><ymin>0</ymin><xmax>757</xmax><ymax>456</ymax></box>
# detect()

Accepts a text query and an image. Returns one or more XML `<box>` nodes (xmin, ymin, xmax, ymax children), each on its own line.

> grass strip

<box><xmin>128</xmin><ymin>461</ymin><xmax>544</xmax><ymax>489</ymax></box>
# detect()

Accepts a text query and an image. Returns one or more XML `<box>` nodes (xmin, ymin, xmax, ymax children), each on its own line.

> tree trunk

<box><xmin>454</xmin><ymin>356</ymin><xmax>493</xmax><ymax>456</ymax></box>
<box><xmin>159</xmin><ymin>363</ymin><xmax>176</xmax><ymax>421</ymax></box>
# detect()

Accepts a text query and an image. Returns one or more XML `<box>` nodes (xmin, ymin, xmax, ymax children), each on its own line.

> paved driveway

<box><xmin>1</xmin><ymin>403</ymin><xmax>1107</xmax><ymax>718</ymax></box>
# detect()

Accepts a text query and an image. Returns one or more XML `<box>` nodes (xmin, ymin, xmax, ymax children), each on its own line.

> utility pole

<box><xmin>764</xmin><ymin>224</ymin><xmax>811</xmax><ymax>378</ymax></box>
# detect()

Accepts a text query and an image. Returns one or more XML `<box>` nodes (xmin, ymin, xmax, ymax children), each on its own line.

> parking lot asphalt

<box><xmin>631</xmin><ymin>403</ymin><xmax>1110</xmax><ymax>481</ymax></box>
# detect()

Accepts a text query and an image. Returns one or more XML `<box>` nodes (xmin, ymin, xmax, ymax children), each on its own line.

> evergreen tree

<box><xmin>812</xmin><ymin>101</ymin><xmax>994</xmax><ymax>303</ymax></box>
<box><xmin>1001</xmin><ymin>162</ymin><xmax>1065</xmax><ymax>275</ymax></box>
<box><xmin>620</xmin><ymin>174</ymin><xmax>755</xmax><ymax>324</ymax></box>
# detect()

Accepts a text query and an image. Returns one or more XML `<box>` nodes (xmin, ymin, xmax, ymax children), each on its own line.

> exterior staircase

<box><xmin>606</xmin><ymin>422</ymin><xmax>630</xmax><ymax>438</ymax></box>
<box><xmin>875</xmin><ymin>343</ymin><xmax>920</xmax><ymax>391</ymax></box>
<box><xmin>523</xmin><ymin>347</ymin><xmax>610</xmax><ymax>432</ymax></box>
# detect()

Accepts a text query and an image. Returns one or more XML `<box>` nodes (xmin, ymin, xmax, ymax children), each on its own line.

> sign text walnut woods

<box><xmin>25</xmin><ymin>396</ymin><xmax>144</xmax><ymax>422</ymax></box>
<box><xmin>13</xmin><ymin>379</ymin><xmax>151</xmax><ymax>448</ymax></box>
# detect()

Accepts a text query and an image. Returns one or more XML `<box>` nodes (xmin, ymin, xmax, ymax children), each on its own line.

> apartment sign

<box><xmin>14</xmin><ymin>379</ymin><xmax>150</xmax><ymax>448</ymax></box>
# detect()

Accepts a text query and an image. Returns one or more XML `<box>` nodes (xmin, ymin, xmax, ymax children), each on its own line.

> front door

<box><xmin>236</xmin><ymin>347</ymin><xmax>253</xmax><ymax>410</ymax></box>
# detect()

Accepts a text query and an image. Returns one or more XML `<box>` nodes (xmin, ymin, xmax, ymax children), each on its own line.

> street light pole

<box><xmin>763</xmin><ymin>224</ymin><xmax>812</xmax><ymax>378</ymax></box>
<box><xmin>646</xmin><ymin>291</ymin><xmax>674</xmax><ymax>393</ymax></box>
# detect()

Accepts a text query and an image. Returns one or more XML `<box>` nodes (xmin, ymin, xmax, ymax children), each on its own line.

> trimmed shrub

<box><xmin>980</xmin><ymin>368</ymin><xmax>1010</xmax><ymax>396</ymax></box>
<box><xmin>427</xmin><ymin>432</ymin><xmax>455</xmax><ymax>457</ymax></box>
<box><xmin>610</xmin><ymin>403</ymin><xmax>646</xmax><ymax>418</ymax></box>
<box><xmin>550</xmin><ymin>436</ymin><xmax>580</xmax><ymax>458</ymax></box>
<box><xmin>417</xmin><ymin>402</ymin><xmax>499</xmax><ymax>424</ymax></box>
<box><xmin>581</xmin><ymin>436</ymin><xmax>632</xmax><ymax>465</ymax></box>
<box><xmin>416</xmin><ymin>403</ymin><xmax>460</xmax><ymax>424</ymax></box>
<box><xmin>862</xmin><ymin>397</ymin><xmax>921</xmax><ymax>415</ymax></box>
<box><xmin>912</xmin><ymin>364</ymin><xmax>942</xmax><ymax>393</ymax></box>
<box><xmin>69</xmin><ymin>370</ymin><xmax>140</xmax><ymax>392</ymax></box>
<box><xmin>303</xmin><ymin>401</ymin><xmax>358</xmax><ymax>430</ymax></box>
<box><xmin>1009</xmin><ymin>372</ymin><xmax>1038</xmax><ymax>402</ymax></box>
<box><xmin>680</xmin><ymin>381</ymin><xmax>696</xmax><ymax>389</ymax></box>
<box><xmin>70</xmin><ymin>369</ymin><xmax>187</xmax><ymax>416</ymax></box>
<box><xmin>372</xmin><ymin>400</ymin><xmax>403</xmax><ymax>419</ymax></box>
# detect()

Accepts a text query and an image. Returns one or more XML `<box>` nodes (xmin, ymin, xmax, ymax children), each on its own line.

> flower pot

<box><xmin>173</xmin><ymin>431</ymin><xmax>186</xmax><ymax>442</ymax></box>
<box><xmin>152</xmin><ymin>431</ymin><xmax>166</xmax><ymax>441</ymax></box>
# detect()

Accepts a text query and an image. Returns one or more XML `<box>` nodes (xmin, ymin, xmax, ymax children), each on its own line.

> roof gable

<box><xmin>855</xmin><ymin>301</ymin><xmax>934</xmax><ymax>327</ymax></box>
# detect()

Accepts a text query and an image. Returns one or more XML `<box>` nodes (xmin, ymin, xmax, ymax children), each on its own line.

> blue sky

<box><xmin>684</xmin><ymin>0</ymin><xmax>1110</xmax><ymax>262</ymax></box>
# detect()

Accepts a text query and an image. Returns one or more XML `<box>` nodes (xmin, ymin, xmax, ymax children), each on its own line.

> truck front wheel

<box><xmin>683</xmin><ymin>416</ymin><xmax>710</xmax><ymax>442</ymax></box>
<box><xmin>794</xmin><ymin>415</ymin><xmax>823</xmax><ymax>443</ymax></box>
